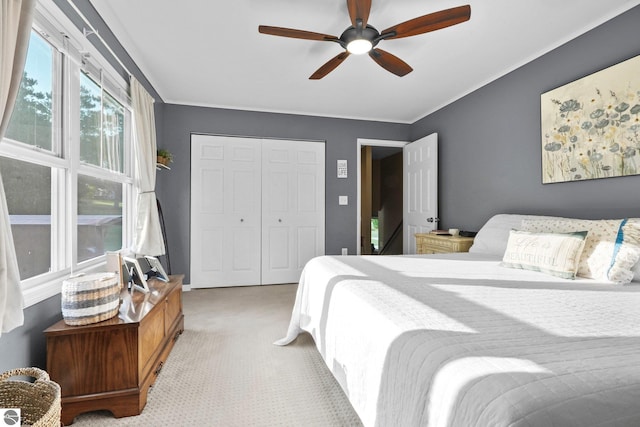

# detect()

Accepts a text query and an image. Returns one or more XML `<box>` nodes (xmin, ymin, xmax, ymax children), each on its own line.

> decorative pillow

<box><xmin>468</xmin><ymin>214</ymin><xmax>558</xmax><ymax>256</ymax></box>
<box><xmin>521</xmin><ymin>218</ymin><xmax>640</xmax><ymax>284</ymax></box>
<box><xmin>501</xmin><ymin>230</ymin><xmax>588</xmax><ymax>279</ymax></box>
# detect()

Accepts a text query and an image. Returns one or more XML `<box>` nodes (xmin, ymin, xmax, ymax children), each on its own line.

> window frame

<box><xmin>0</xmin><ymin>2</ymin><xmax>135</xmax><ymax>307</ymax></box>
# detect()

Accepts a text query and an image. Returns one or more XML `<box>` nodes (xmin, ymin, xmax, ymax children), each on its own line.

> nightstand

<box><xmin>415</xmin><ymin>233</ymin><xmax>475</xmax><ymax>254</ymax></box>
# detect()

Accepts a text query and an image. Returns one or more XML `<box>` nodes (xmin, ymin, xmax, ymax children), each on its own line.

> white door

<box><xmin>403</xmin><ymin>133</ymin><xmax>438</xmax><ymax>254</ymax></box>
<box><xmin>262</xmin><ymin>140</ymin><xmax>325</xmax><ymax>284</ymax></box>
<box><xmin>191</xmin><ymin>135</ymin><xmax>262</xmax><ymax>288</ymax></box>
<box><xmin>191</xmin><ymin>135</ymin><xmax>325</xmax><ymax>287</ymax></box>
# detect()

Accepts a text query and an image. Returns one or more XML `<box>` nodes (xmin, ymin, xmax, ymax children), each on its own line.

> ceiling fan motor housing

<box><xmin>339</xmin><ymin>24</ymin><xmax>381</xmax><ymax>50</ymax></box>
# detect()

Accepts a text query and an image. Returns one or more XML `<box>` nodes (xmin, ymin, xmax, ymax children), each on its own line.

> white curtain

<box><xmin>0</xmin><ymin>0</ymin><xmax>36</xmax><ymax>335</ymax></box>
<box><xmin>131</xmin><ymin>77</ymin><xmax>165</xmax><ymax>256</ymax></box>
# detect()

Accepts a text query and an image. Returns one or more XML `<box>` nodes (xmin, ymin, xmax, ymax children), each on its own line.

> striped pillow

<box><xmin>501</xmin><ymin>230</ymin><xmax>588</xmax><ymax>279</ymax></box>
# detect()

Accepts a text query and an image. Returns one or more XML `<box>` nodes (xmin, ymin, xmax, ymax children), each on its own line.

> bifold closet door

<box><xmin>191</xmin><ymin>135</ymin><xmax>325</xmax><ymax>288</ymax></box>
<box><xmin>261</xmin><ymin>140</ymin><xmax>325</xmax><ymax>285</ymax></box>
<box><xmin>191</xmin><ymin>135</ymin><xmax>262</xmax><ymax>288</ymax></box>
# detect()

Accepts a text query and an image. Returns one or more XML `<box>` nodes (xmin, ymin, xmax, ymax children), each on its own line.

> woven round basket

<box><xmin>0</xmin><ymin>368</ymin><xmax>61</xmax><ymax>427</ymax></box>
<box><xmin>62</xmin><ymin>272</ymin><xmax>120</xmax><ymax>326</ymax></box>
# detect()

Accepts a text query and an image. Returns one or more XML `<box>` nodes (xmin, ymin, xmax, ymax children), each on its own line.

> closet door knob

<box><xmin>240</xmin><ymin>218</ymin><xmax>244</xmax><ymax>222</ymax></box>
<box><xmin>278</xmin><ymin>219</ymin><xmax>282</xmax><ymax>223</ymax></box>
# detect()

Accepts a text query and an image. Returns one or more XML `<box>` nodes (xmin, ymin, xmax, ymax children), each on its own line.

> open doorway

<box><xmin>357</xmin><ymin>139</ymin><xmax>406</xmax><ymax>255</ymax></box>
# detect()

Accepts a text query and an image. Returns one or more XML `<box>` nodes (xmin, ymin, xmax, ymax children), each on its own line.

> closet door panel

<box><xmin>267</xmin><ymin>227</ymin><xmax>290</xmax><ymax>270</ymax></box>
<box><xmin>200</xmin><ymin>227</ymin><xmax>223</xmax><ymax>272</ymax></box>
<box><xmin>262</xmin><ymin>140</ymin><xmax>325</xmax><ymax>285</ymax></box>
<box><xmin>191</xmin><ymin>135</ymin><xmax>261</xmax><ymax>288</ymax></box>
<box><xmin>297</xmin><ymin>226</ymin><xmax>317</xmax><ymax>270</ymax></box>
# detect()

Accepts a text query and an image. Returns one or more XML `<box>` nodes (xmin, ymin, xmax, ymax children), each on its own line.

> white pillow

<box><xmin>469</xmin><ymin>214</ymin><xmax>558</xmax><ymax>256</ymax></box>
<box><xmin>521</xmin><ymin>218</ymin><xmax>640</xmax><ymax>284</ymax></box>
<box><xmin>501</xmin><ymin>229</ymin><xmax>588</xmax><ymax>279</ymax></box>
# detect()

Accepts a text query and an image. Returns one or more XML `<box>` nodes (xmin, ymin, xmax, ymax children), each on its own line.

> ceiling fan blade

<box><xmin>259</xmin><ymin>25</ymin><xmax>339</xmax><ymax>42</ymax></box>
<box><xmin>381</xmin><ymin>5</ymin><xmax>471</xmax><ymax>40</ymax></box>
<box><xmin>309</xmin><ymin>51</ymin><xmax>351</xmax><ymax>80</ymax></box>
<box><xmin>368</xmin><ymin>49</ymin><xmax>413</xmax><ymax>77</ymax></box>
<box><xmin>347</xmin><ymin>0</ymin><xmax>372</xmax><ymax>27</ymax></box>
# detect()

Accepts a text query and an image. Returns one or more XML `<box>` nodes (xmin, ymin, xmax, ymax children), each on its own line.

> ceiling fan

<box><xmin>258</xmin><ymin>0</ymin><xmax>471</xmax><ymax>79</ymax></box>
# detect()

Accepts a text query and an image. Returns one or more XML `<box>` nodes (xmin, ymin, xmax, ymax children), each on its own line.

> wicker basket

<box><xmin>61</xmin><ymin>272</ymin><xmax>120</xmax><ymax>326</ymax></box>
<box><xmin>0</xmin><ymin>368</ymin><xmax>61</xmax><ymax>426</ymax></box>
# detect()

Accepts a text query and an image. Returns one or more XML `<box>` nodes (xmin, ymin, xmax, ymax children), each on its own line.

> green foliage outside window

<box><xmin>5</xmin><ymin>71</ymin><xmax>52</xmax><ymax>149</ymax></box>
<box><xmin>5</xmin><ymin>32</ymin><xmax>53</xmax><ymax>150</ymax></box>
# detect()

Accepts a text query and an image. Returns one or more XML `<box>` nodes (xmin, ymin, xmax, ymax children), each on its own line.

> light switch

<box><xmin>339</xmin><ymin>196</ymin><xmax>348</xmax><ymax>205</ymax></box>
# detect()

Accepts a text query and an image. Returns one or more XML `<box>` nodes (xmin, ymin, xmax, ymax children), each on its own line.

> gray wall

<box><xmin>411</xmin><ymin>5</ymin><xmax>640</xmax><ymax>232</ymax></box>
<box><xmin>0</xmin><ymin>295</ymin><xmax>61</xmax><ymax>373</ymax></box>
<box><xmin>157</xmin><ymin>105</ymin><xmax>410</xmax><ymax>283</ymax></box>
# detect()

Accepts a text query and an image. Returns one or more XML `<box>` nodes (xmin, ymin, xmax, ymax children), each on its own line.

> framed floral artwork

<box><xmin>540</xmin><ymin>54</ymin><xmax>640</xmax><ymax>183</ymax></box>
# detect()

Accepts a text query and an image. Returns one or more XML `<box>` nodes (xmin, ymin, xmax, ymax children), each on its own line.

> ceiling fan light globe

<box><xmin>346</xmin><ymin>39</ymin><xmax>372</xmax><ymax>55</ymax></box>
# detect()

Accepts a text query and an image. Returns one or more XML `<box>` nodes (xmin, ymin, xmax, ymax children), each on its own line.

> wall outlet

<box><xmin>341</xmin><ymin>248</ymin><xmax>348</xmax><ymax>255</ymax></box>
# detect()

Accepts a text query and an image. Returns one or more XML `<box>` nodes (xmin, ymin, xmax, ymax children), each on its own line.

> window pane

<box><xmin>80</xmin><ymin>73</ymin><xmax>125</xmax><ymax>173</ymax></box>
<box><xmin>103</xmin><ymin>92</ymin><xmax>124</xmax><ymax>172</ymax></box>
<box><xmin>80</xmin><ymin>73</ymin><xmax>102</xmax><ymax>167</ymax></box>
<box><xmin>5</xmin><ymin>31</ymin><xmax>54</xmax><ymax>150</ymax></box>
<box><xmin>371</xmin><ymin>218</ymin><xmax>379</xmax><ymax>253</ymax></box>
<box><xmin>77</xmin><ymin>175</ymin><xmax>123</xmax><ymax>262</ymax></box>
<box><xmin>0</xmin><ymin>157</ymin><xmax>52</xmax><ymax>279</ymax></box>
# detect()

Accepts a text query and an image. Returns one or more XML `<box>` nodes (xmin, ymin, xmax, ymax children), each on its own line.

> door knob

<box><xmin>427</xmin><ymin>217</ymin><xmax>440</xmax><ymax>223</ymax></box>
<box><xmin>240</xmin><ymin>218</ymin><xmax>244</xmax><ymax>222</ymax></box>
<box><xmin>278</xmin><ymin>219</ymin><xmax>282</xmax><ymax>223</ymax></box>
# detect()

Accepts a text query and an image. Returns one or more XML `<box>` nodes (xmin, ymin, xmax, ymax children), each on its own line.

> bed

<box><xmin>276</xmin><ymin>214</ymin><xmax>640</xmax><ymax>427</ymax></box>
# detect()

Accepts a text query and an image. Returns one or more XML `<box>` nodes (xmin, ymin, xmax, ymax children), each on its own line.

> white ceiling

<box><xmin>89</xmin><ymin>0</ymin><xmax>640</xmax><ymax>124</ymax></box>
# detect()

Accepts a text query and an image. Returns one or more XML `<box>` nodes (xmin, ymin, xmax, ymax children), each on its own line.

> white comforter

<box><xmin>276</xmin><ymin>253</ymin><xmax>640</xmax><ymax>427</ymax></box>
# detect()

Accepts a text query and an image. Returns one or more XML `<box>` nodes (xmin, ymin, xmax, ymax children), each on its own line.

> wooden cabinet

<box><xmin>415</xmin><ymin>234</ymin><xmax>474</xmax><ymax>254</ymax></box>
<box><xmin>45</xmin><ymin>275</ymin><xmax>184</xmax><ymax>425</ymax></box>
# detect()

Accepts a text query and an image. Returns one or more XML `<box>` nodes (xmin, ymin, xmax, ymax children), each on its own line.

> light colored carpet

<box><xmin>71</xmin><ymin>284</ymin><xmax>362</xmax><ymax>426</ymax></box>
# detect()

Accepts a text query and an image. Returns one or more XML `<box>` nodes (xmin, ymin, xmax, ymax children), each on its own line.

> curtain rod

<box><xmin>64</xmin><ymin>0</ymin><xmax>133</xmax><ymax>80</ymax></box>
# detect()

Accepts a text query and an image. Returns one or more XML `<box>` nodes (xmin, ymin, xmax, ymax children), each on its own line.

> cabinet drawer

<box><xmin>415</xmin><ymin>234</ymin><xmax>474</xmax><ymax>254</ymax></box>
<box><xmin>424</xmin><ymin>239</ymin><xmax>457</xmax><ymax>252</ymax></box>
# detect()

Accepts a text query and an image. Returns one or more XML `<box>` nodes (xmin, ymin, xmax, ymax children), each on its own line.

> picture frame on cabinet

<box><xmin>144</xmin><ymin>256</ymin><xmax>169</xmax><ymax>281</ymax></box>
<box><xmin>123</xmin><ymin>256</ymin><xmax>149</xmax><ymax>293</ymax></box>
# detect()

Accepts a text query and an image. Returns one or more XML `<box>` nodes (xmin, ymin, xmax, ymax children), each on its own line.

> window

<box><xmin>0</xmin><ymin>157</ymin><xmax>52</xmax><ymax>279</ymax></box>
<box><xmin>371</xmin><ymin>217</ymin><xmax>379</xmax><ymax>253</ymax></box>
<box><xmin>102</xmin><ymin>91</ymin><xmax>125</xmax><ymax>172</ymax></box>
<box><xmin>2</xmin><ymin>30</ymin><xmax>58</xmax><ymax>281</ymax></box>
<box><xmin>77</xmin><ymin>175</ymin><xmax>123</xmax><ymax>263</ymax></box>
<box><xmin>80</xmin><ymin>73</ymin><xmax>125</xmax><ymax>172</ymax></box>
<box><xmin>80</xmin><ymin>72</ymin><xmax>102</xmax><ymax>166</ymax></box>
<box><xmin>77</xmin><ymin>71</ymin><xmax>128</xmax><ymax>264</ymax></box>
<box><xmin>5</xmin><ymin>32</ymin><xmax>55</xmax><ymax>151</ymax></box>
<box><xmin>0</xmin><ymin>7</ymin><xmax>134</xmax><ymax>305</ymax></box>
